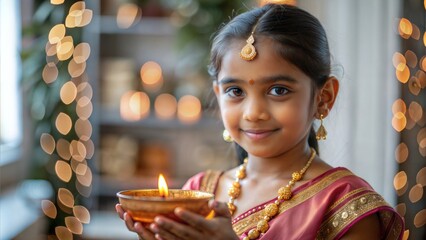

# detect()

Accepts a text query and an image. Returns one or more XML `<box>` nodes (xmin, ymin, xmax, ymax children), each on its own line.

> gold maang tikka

<box><xmin>240</xmin><ymin>32</ymin><xmax>257</xmax><ymax>61</ymax></box>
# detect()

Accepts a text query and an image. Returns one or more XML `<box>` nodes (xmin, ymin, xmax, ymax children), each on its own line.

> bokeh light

<box><xmin>405</xmin><ymin>50</ymin><xmax>417</xmax><ymax>68</ymax></box>
<box><xmin>75</xmin><ymin>118</ymin><xmax>92</xmax><ymax>141</ymax></box>
<box><xmin>398</xmin><ymin>18</ymin><xmax>413</xmax><ymax>39</ymax></box>
<box><xmin>73</xmin><ymin>205</ymin><xmax>90</xmax><ymax>224</ymax></box>
<box><xmin>409</xmin><ymin>76</ymin><xmax>421</xmax><ymax>95</ymax></box>
<box><xmin>116</xmin><ymin>3</ymin><xmax>142</xmax><ymax>29</ymax></box>
<box><xmin>408</xmin><ymin>184</ymin><xmax>423</xmax><ymax>203</ymax></box>
<box><xmin>396</xmin><ymin>64</ymin><xmax>410</xmax><ymax>83</ymax></box>
<box><xmin>417</xmin><ymin>167</ymin><xmax>426</xmax><ymax>186</ymax></box>
<box><xmin>177</xmin><ymin>95</ymin><xmax>202</xmax><ymax>124</ymax></box>
<box><xmin>68</xmin><ymin>58</ymin><xmax>86</xmax><ymax>78</ymax></box>
<box><xmin>414</xmin><ymin>209</ymin><xmax>426</xmax><ymax>228</ymax></box>
<box><xmin>394</xmin><ymin>171</ymin><xmax>408</xmax><ymax>191</ymax></box>
<box><xmin>73</xmin><ymin>42</ymin><xmax>90</xmax><ymax>63</ymax></box>
<box><xmin>392</xmin><ymin>112</ymin><xmax>407</xmax><ymax>132</ymax></box>
<box><xmin>57</xmin><ymin>36</ymin><xmax>74</xmax><ymax>61</ymax></box>
<box><xmin>154</xmin><ymin>93</ymin><xmax>177</xmax><ymax>120</ymax></box>
<box><xmin>55</xmin><ymin>160</ymin><xmax>72</xmax><ymax>182</ymax></box>
<box><xmin>55</xmin><ymin>226</ymin><xmax>73</xmax><ymax>240</ymax></box>
<box><xmin>408</xmin><ymin>101</ymin><xmax>423</xmax><ymax>123</ymax></box>
<box><xmin>49</xmin><ymin>24</ymin><xmax>66</xmax><ymax>44</ymax></box>
<box><xmin>396</xmin><ymin>203</ymin><xmax>406</xmax><ymax>217</ymax></box>
<box><xmin>76</xmin><ymin>97</ymin><xmax>93</xmax><ymax>120</ymax></box>
<box><xmin>65</xmin><ymin>216</ymin><xmax>83</xmax><ymax>234</ymax></box>
<box><xmin>42</xmin><ymin>200</ymin><xmax>57</xmax><ymax>219</ymax></box>
<box><xmin>58</xmin><ymin>188</ymin><xmax>75</xmax><ymax>208</ymax></box>
<box><xmin>56</xmin><ymin>112</ymin><xmax>73</xmax><ymax>135</ymax></box>
<box><xmin>395</xmin><ymin>142</ymin><xmax>409</xmax><ymax>164</ymax></box>
<box><xmin>51</xmin><ymin>0</ymin><xmax>64</xmax><ymax>4</ymax></box>
<box><xmin>57</xmin><ymin>138</ymin><xmax>71</xmax><ymax>160</ymax></box>
<box><xmin>60</xmin><ymin>81</ymin><xmax>78</xmax><ymax>105</ymax></box>
<box><xmin>140</xmin><ymin>61</ymin><xmax>163</xmax><ymax>92</ymax></box>
<box><xmin>42</xmin><ymin>63</ymin><xmax>58</xmax><ymax>84</ymax></box>
<box><xmin>40</xmin><ymin>133</ymin><xmax>55</xmax><ymax>155</ymax></box>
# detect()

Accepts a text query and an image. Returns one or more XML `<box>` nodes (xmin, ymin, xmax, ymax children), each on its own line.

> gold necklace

<box><xmin>227</xmin><ymin>148</ymin><xmax>316</xmax><ymax>240</ymax></box>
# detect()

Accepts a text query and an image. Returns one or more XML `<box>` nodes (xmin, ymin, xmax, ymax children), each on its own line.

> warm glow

<box><xmin>392</xmin><ymin>52</ymin><xmax>406</xmax><ymax>69</ymax></box>
<box><xmin>398</xmin><ymin>18</ymin><xmax>413</xmax><ymax>38</ymax></box>
<box><xmin>76</xmin><ymin>97</ymin><xmax>93</xmax><ymax>120</ymax></box>
<box><xmin>49</xmin><ymin>24</ymin><xmax>66</xmax><ymax>44</ymax></box>
<box><xmin>129</xmin><ymin>91</ymin><xmax>150</xmax><ymax>119</ymax></box>
<box><xmin>45</xmin><ymin>41</ymin><xmax>57</xmax><ymax>56</ymax></box>
<box><xmin>410</xmin><ymin>24</ymin><xmax>420</xmax><ymax>40</ymax></box>
<box><xmin>55</xmin><ymin>226</ymin><xmax>73</xmax><ymax>240</ymax></box>
<box><xmin>408</xmin><ymin>101</ymin><xmax>423</xmax><ymax>123</ymax></box>
<box><xmin>55</xmin><ymin>160</ymin><xmax>72</xmax><ymax>182</ymax></box>
<box><xmin>396</xmin><ymin>64</ymin><xmax>410</xmax><ymax>83</ymax></box>
<box><xmin>395</xmin><ymin>142</ymin><xmax>409</xmax><ymax>164</ymax></box>
<box><xmin>120</xmin><ymin>91</ymin><xmax>140</xmax><ymax>121</ymax></box>
<box><xmin>418</xmin><ymin>128</ymin><xmax>426</xmax><ymax>148</ymax></box>
<box><xmin>417</xmin><ymin>167</ymin><xmax>426</xmax><ymax>187</ymax></box>
<box><xmin>57</xmin><ymin>36</ymin><xmax>74</xmax><ymax>61</ymax></box>
<box><xmin>76</xmin><ymin>166</ymin><xmax>92</xmax><ymax>187</ymax></box>
<box><xmin>58</xmin><ymin>188</ymin><xmax>75</xmax><ymax>208</ymax></box>
<box><xmin>404</xmin><ymin>50</ymin><xmax>417</xmax><ymax>68</ymax></box>
<box><xmin>83</xmin><ymin>139</ymin><xmax>94</xmax><ymax>159</ymax></box>
<box><xmin>420</xmin><ymin>56</ymin><xmax>426</xmax><ymax>71</ymax></box>
<box><xmin>51</xmin><ymin>0</ymin><xmax>64</xmax><ymax>4</ymax></box>
<box><xmin>42</xmin><ymin>200</ymin><xmax>57</xmax><ymax>219</ymax></box>
<box><xmin>395</xmin><ymin>203</ymin><xmax>406</xmax><ymax>217</ymax></box>
<box><xmin>408</xmin><ymin>184</ymin><xmax>423</xmax><ymax>203</ymax></box>
<box><xmin>77</xmin><ymin>82</ymin><xmax>93</xmax><ymax>100</ymax></box>
<box><xmin>60</xmin><ymin>81</ymin><xmax>77</xmax><ymax>105</ymax></box>
<box><xmin>75</xmin><ymin>119</ymin><xmax>92</xmax><ymax>141</ymax></box>
<box><xmin>140</xmin><ymin>61</ymin><xmax>163</xmax><ymax>92</ymax></box>
<box><xmin>42</xmin><ymin>63</ymin><xmax>58</xmax><ymax>84</ymax></box>
<box><xmin>416</xmin><ymin>70</ymin><xmax>426</xmax><ymax>88</ymax></box>
<box><xmin>68</xmin><ymin>58</ymin><xmax>86</xmax><ymax>78</ymax></box>
<box><xmin>56</xmin><ymin>112</ymin><xmax>73</xmax><ymax>135</ymax></box>
<box><xmin>409</xmin><ymin>76</ymin><xmax>421</xmax><ymax>96</ymax></box>
<box><xmin>403</xmin><ymin>230</ymin><xmax>410</xmax><ymax>240</ymax></box>
<box><xmin>116</xmin><ymin>3</ymin><xmax>142</xmax><ymax>29</ymax></box>
<box><xmin>177</xmin><ymin>95</ymin><xmax>202</xmax><ymax>124</ymax></box>
<box><xmin>73</xmin><ymin>205</ymin><xmax>90</xmax><ymax>224</ymax></box>
<box><xmin>259</xmin><ymin>0</ymin><xmax>297</xmax><ymax>6</ymax></box>
<box><xmin>73</xmin><ymin>42</ymin><xmax>90</xmax><ymax>63</ymax></box>
<box><xmin>423</xmin><ymin>32</ymin><xmax>426</xmax><ymax>47</ymax></box>
<box><xmin>392</xmin><ymin>112</ymin><xmax>407</xmax><ymax>132</ymax></box>
<box><xmin>70</xmin><ymin>1</ymin><xmax>85</xmax><ymax>12</ymax></box>
<box><xmin>65</xmin><ymin>216</ymin><xmax>83</xmax><ymax>234</ymax></box>
<box><xmin>392</xmin><ymin>99</ymin><xmax>406</xmax><ymax>114</ymax></box>
<box><xmin>394</xmin><ymin>171</ymin><xmax>408</xmax><ymax>191</ymax></box>
<box><xmin>75</xmin><ymin>162</ymin><xmax>88</xmax><ymax>175</ymax></box>
<box><xmin>70</xmin><ymin>140</ymin><xmax>86</xmax><ymax>162</ymax></box>
<box><xmin>40</xmin><ymin>133</ymin><xmax>55</xmax><ymax>155</ymax></box>
<box><xmin>154</xmin><ymin>94</ymin><xmax>177</xmax><ymax>120</ymax></box>
<box><xmin>158</xmin><ymin>174</ymin><xmax>169</xmax><ymax>197</ymax></box>
<box><xmin>414</xmin><ymin>209</ymin><xmax>426</xmax><ymax>228</ymax></box>
<box><xmin>57</xmin><ymin>139</ymin><xmax>71</xmax><ymax>160</ymax></box>
<box><xmin>78</xmin><ymin>9</ymin><xmax>93</xmax><ymax>27</ymax></box>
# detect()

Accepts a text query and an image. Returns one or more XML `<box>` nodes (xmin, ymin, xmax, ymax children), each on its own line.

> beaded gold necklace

<box><xmin>227</xmin><ymin>148</ymin><xmax>316</xmax><ymax>240</ymax></box>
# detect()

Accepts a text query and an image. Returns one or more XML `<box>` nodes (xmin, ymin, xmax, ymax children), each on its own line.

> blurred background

<box><xmin>0</xmin><ymin>0</ymin><xmax>424</xmax><ymax>239</ymax></box>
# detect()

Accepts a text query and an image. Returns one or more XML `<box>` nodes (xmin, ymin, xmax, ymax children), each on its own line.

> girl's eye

<box><xmin>269</xmin><ymin>86</ymin><xmax>289</xmax><ymax>96</ymax></box>
<box><xmin>225</xmin><ymin>87</ymin><xmax>245</xmax><ymax>97</ymax></box>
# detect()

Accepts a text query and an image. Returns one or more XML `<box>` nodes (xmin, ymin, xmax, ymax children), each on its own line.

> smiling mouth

<box><xmin>241</xmin><ymin>129</ymin><xmax>279</xmax><ymax>140</ymax></box>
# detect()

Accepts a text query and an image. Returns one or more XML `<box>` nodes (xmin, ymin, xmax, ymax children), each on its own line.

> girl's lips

<box><xmin>242</xmin><ymin>129</ymin><xmax>278</xmax><ymax>140</ymax></box>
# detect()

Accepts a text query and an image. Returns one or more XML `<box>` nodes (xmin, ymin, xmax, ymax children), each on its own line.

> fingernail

<box><xmin>150</xmin><ymin>223</ymin><xmax>158</xmax><ymax>232</ymax></box>
<box><xmin>174</xmin><ymin>208</ymin><xmax>183</xmax><ymax>216</ymax></box>
<box><xmin>154</xmin><ymin>216</ymin><xmax>163</xmax><ymax>225</ymax></box>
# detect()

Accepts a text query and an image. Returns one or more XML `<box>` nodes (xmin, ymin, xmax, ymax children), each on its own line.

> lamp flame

<box><xmin>158</xmin><ymin>174</ymin><xmax>169</xmax><ymax>198</ymax></box>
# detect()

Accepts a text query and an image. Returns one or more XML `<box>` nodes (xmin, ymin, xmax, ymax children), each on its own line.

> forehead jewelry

<box><xmin>240</xmin><ymin>32</ymin><xmax>257</xmax><ymax>61</ymax></box>
<box><xmin>249</xmin><ymin>79</ymin><xmax>255</xmax><ymax>85</ymax></box>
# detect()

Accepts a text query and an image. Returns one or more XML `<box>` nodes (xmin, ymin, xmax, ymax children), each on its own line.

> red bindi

<box><xmin>249</xmin><ymin>79</ymin><xmax>255</xmax><ymax>85</ymax></box>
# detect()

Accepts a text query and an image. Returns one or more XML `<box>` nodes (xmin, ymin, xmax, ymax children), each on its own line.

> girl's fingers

<box><xmin>134</xmin><ymin>222</ymin><xmax>157</xmax><ymax>240</ymax></box>
<box><xmin>115</xmin><ymin>204</ymin><xmax>124</xmax><ymax>220</ymax></box>
<box><xmin>209</xmin><ymin>200</ymin><xmax>232</xmax><ymax>218</ymax></box>
<box><xmin>123</xmin><ymin>212</ymin><xmax>136</xmax><ymax>231</ymax></box>
<box><xmin>173</xmin><ymin>208</ymin><xmax>212</xmax><ymax>232</ymax></box>
<box><xmin>152</xmin><ymin>216</ymin><xmax>201</xmax><ymax>240</ymax></box>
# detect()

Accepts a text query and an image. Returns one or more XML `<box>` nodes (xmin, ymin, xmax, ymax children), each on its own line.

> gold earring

<box><xmin>223</xmin><ymin>129</ymin><xmax>233</xmax><ymax>142</ymax></box>
<box><xmin>316</xmin><ymin>114</ymin><xmax>327</xmax><ymax>140</ymax></box>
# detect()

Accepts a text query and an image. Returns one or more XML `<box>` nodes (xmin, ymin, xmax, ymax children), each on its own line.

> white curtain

<box><xmin>298</xmin><ymin>0</ymin><xmax>401</xmax><ymax>205</ymax></box>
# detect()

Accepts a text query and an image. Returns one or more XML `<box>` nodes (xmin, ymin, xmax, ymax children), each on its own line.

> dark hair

<box><xmin>209</xmin><ymin>4</ymin><xmax>331</xmax><ymax>163</ymax></box>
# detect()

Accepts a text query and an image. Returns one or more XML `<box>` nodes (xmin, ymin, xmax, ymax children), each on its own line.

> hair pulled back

<box><xmin>209</xmin><ymin>4</ymin><xmax>332</xmax><ymax>162</ymax></box>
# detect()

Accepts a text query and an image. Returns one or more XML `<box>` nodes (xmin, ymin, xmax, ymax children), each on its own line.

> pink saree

<box><xmin>182</xmin><ymin>167</ymin><xmax>404</xmax><ymax>240</ymax></box>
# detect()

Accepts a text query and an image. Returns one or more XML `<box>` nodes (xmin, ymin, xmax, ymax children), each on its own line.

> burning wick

<box><xmin>158</xmin><ymin>174</ymin><xmax>169</xmax><ymax>198</ymax></box>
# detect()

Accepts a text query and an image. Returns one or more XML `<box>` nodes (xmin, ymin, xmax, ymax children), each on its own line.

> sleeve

<box><xmin>181</xmin><ymin>172</ymin><xmax>205</xmax><ymax>190</ymax></box>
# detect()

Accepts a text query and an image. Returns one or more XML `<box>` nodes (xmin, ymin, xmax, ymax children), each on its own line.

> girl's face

<box><xmin>214</xmin><ymin>38</ymin><xmax>317</xmax><ymax>158</ymax></box>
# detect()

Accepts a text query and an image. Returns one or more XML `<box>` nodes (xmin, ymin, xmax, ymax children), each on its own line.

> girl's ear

<box><xmin>316</xmin><ymin>77</ymin><xmax>339</xmax><ymax>118</ymax></box>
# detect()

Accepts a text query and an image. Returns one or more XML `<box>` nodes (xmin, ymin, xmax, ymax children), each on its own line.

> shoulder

<box><xmin>182</xmin><ymin>170</ymin><xmax>223</xmax><ymax>193</ymax></box>
<box><xmin>315</xmin><ymin>168</ymin><xmax>404</xmax><ymax>240</ymax></box>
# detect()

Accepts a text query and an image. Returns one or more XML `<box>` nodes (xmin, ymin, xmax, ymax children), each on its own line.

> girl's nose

<box><xmin>242</xmin><ymin>98</ymin><xmax>270</xmax><ymax>122</ymax></box>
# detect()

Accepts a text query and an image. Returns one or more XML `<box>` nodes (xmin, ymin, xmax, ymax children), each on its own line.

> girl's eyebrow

<box><xmin>218</xmin><ymin>75</ymin><xmax>298</xmax><ymax>85</ymax></box>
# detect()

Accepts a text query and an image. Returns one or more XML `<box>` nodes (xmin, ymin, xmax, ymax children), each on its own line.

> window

<box><xmin>0</xmin><ymin>0</ymin><xmax>22</xmax><ymax>165</ymax></box>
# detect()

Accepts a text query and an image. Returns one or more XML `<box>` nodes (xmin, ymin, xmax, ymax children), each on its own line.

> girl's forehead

<box><xmin>218</xmin><ymin>37</ymin><xmax>307</xmax><ymax>81</ymax></box>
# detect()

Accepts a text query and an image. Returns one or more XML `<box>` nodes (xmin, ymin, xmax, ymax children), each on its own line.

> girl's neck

<box><xmin>245</xmin><ymin>143</ymin><xmax>313</xmax><ymax>180</ymax></box>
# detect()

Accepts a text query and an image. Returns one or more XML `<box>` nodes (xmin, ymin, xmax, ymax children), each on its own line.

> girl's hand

<box><xmin>149</xmin><ymin>200</ymin><xmax>239</xmax><ymax>240</ymax></box>
<box><xmin>115</xmin><ymin>204</ymin><xmax>156</xmax><ymax>240</ymax></box>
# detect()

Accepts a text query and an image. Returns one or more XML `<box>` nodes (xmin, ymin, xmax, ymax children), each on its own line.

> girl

<box><xmin>116</xmin><ymin>4</ymin><xmax>404</xmax><ymax>240</ymax></box>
